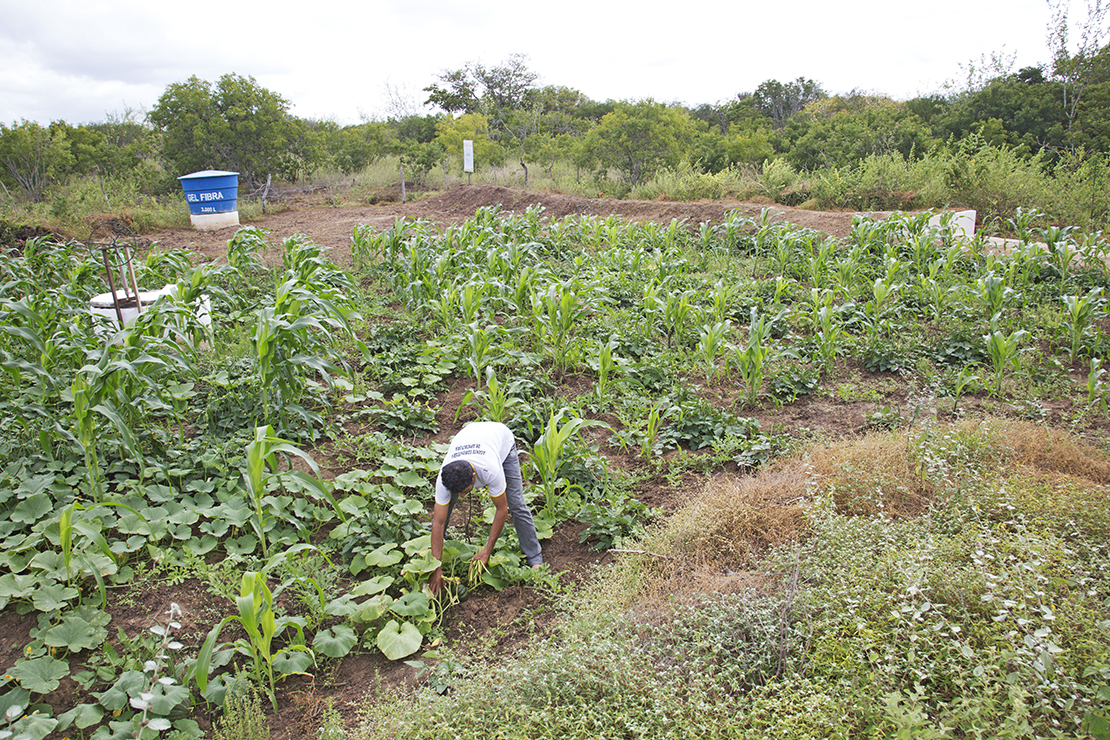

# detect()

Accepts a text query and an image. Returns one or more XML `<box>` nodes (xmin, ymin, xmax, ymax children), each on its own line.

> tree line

<box><xmin>1</xmin><ymin>42</ymin><xmax>1109</xmax><ymax>212</ymax></box>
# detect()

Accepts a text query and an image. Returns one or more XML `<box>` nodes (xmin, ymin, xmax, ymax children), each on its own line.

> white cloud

<box><xmin>0</xmin><ymin>0</ymin><xmax>1057</xmax><ymax>126</ymax></box>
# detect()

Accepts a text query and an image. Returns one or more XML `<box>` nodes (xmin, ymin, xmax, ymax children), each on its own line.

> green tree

<box><xmin>583</xmin><ymin>99</ymin><xmax>695</xmax><ymax>188</ymax></box>
<box><xmin>330</xmin><ymin>121</ymin><xmax>393</xmax><ymax>175</ymax></box>
<box><xmin>435</xmin><ymin>113</ymin><xmax>503</xmax><ymax>172</ymax></box>
<box><xmin>751</xmin><ymin>77</ymin><xmax>827</xmax><ymax>129</ymax></box>
<box><xmin>149</xmin><ymin>73</ymin><xmax>307</xmax><ymax>188</ymax></box>
<box><xmin>1047</xmin><ymin>0</ymin><xmax>1110</xmax><ymax>131</ymax></box>
<box><xmin>931</xmin><ymin>70</ymin><xmax>1069</xmax><ymax>157</ymax></box>
<box><xmin>0</xmin><ymin>120</ymin><xmax>74</xmax><ymax>201</ymax></box>
<box><xmin>724</xmin><ymin>124</ymin><xmax>775</xmax><ymax>167</ymax></box>
<box><xmin>86</xmin><ymin>109</ymin><xmax>159</xmax><ymax>181</ymax></box>
<box><xmin>425</xmin><ymin>54</ymin><xmax>547</xmax><ymax>182</ymax></box>
<box><xmin>424</xmin><ymin>53</ymin><xmax>539</xmax><ymax>117</ymax></box>
<box><xmin>781</xmin><ymin>96</ymin><xmax>937</xmax><ymax>170</ymax></box>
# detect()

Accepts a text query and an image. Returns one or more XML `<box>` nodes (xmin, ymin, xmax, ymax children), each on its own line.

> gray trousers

<box><xmin>443</xmin><ymin>444</ymin><xmax>543</xmax><ymax>566</ymax></box>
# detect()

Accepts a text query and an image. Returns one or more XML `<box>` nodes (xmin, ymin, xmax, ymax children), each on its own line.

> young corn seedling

<box><xmin>593</xmin><ymin>337</ymin><xmax>618</xmax><ymax>403</ymax></box>
<box><xmin>639</xmin><ymin>402</ymin><xmax>666</xmax><ymax>459</ymax></box>
<box><xmin>1088</xmin><ymin>358</ymin><xmax>1108</xmax><ymax>414</ymax></box>
<box><xmin>459</xmin><ymin>281</ymin><xmax>487</xmax><ymax>325</ymax></box>
<box><xmin>1040</xmin><ymin>224</ymin><xmax>1078</xmax><ymax>281</ymax></box>
<box><xmin>463</xmin><ymin>322</ymin><xmax>499</xmax><ymax>387</ymax></box>
<box><xmin>529</xmin><ymin>409</ymin><xmax>608</xmax><ymax>514</ymax></box>
<box><xmin>974</xmin><ymin>272</ymin><xmax>1014</xmax><ymax>318</ymax></box>
<box><xmin>733</xmin><ymin>308</ymin><xmax>793</xmax><ymax>406</ymax></box>
<box><xmin>1062</xmin><ymin>289</ymin><xmax>1103</xmax><ymax>363</ymax></box>
<box><xmin>661</xmin><ymin>290</ymin><xmax>695</xmax><ymax>347</ymax></box>
<box><xmin>696</xmin><ymin>320</ymin><xmax>732</xmax><ymax>384</ymax></box>
<box><xmin>950</xmin><ymin>366</ymin><xmax>981</xmax><ymax>414</ymax></box>
<box><xmin>194</xmin><ymin>571</ymin><xmax>315</xmax><ymax>710</ymax></box>
<box><xmin>983</xmin><ymin>322</ymin><xmax>1028</xmax><ymax>397</ymax></box>
<box><xmin>814</xmin><ymin>304</ymin><xmax>843</xmax><ymax>375</ymax></box>
<box><xmin>427</xmin><ymin>285</ymin><xmax>460</xmax><ymax>332</ymax></box>
<box><xmin>531</xmin><ymin>281</ymin><xmax>593</xmax><ymax>373</ymax></box>
<box><xmin>456</xmin><ymin>369</ymin><xmax>527</xmax><ymax>423</ymax></box>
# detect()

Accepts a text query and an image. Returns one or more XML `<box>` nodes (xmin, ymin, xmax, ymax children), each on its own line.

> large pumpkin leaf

<box><xmin>363</xmin><ymin>544</ymin><xmax>403</xmax><ymax>569</ymax></box>
<box><xmin>376</xmin><ymin>619</ymin><xmax>423</xmax><ymax>660</ymax></box>
<box><xmin>9</xmin><ymin>656</ymin><xmax>70</xmax><ymax>693</ymax></box>
<box><xmin>272</xmin><ymin>648</ymin><xmax>314</xmax><ymax>676</ymax></box>
<box><xmin>31</xmin><ymin>582</ymin><xmax>79</xmax><ymax>612</ymax></box>
<box><xmin>11</xmin><ymin>493</ymin><xmax>52</xmax><ymax>524</ymax></box>
<box><xmin>43</xmin><ymin>615</ymin><xmax>108</xmax><ymax>652</ymax></box>
<box><xmin>390</xmin><ymin>591</ymin><xmax>431</xmax><ymax>617</ymax></box>
<box><xmin>57</xmin><ymin>701</ymin><xmax>104</xmax><ymax>730</ymax></box>
<box><xmin>8</xmin><ymin>711</ymin><xmax>57</xmax><ymax>740</ymax></box>
<box><xmin>313</xmin><ymin>625</ymin><xmax>357</xmax><ymax>658</ymax></box>
<box><xmin>350</xmin><ymin>575</ymin><xmax>393</xmax><ymax>597</ymax></box>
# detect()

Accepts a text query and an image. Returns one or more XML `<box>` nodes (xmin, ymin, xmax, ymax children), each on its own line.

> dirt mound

<box><xmin>418</xmin><ymin>184</ymin><xmax>875</xmax><ymax>237</ymax></box>
<box><xmin>140</xmin><ymin>184</ymin><xmax>884</xmax><ymax>266</ymax></box>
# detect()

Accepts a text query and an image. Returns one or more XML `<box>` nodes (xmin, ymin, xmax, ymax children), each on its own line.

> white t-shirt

<box><xmin>434</xmin><ymin>422</ymin><xmax>515</xmax><ymax>505</ymax></box>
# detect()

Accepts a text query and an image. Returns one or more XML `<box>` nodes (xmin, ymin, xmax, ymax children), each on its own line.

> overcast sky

<box><xmin>0</xmin><ymin>0</ymin><xmax>1064</xmax><ymax>127</ymax></box>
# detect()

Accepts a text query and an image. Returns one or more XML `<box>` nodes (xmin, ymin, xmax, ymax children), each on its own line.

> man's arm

<box><xmin>428</xmin><ymin>502</ymin><xmax>449</xmax><ymax>597</ymax></box>
<box><xmin>476</xmin><ymin>493</ymin><xmax>508</xmax><ymax>565</ymax></box>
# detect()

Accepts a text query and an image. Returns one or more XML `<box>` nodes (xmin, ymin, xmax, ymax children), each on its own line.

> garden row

<box><xmin>0</xmin><ymin>203</ymin><xmax>1107</xmax><ymax>738</ymax></box>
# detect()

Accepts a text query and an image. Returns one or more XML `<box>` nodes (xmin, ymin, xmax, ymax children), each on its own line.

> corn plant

<box><xmin>252</xmin><ymin>277</ymin><xmax>357</xmax><ymax>428</ymax></box>
<box><xmin>814</xmin><ymin>304</ymin><xmax>844</xmax><ymax>375</ymax></box>
<box><xmin>528</xmin><ymin>409</ymin><xmax>608</xmax><ymax>515</ymax></box>
<box><xmin>983</xmin><ymin>322</ymin><xmax>1028</xmax><ymax>397</ymax></box>
<box><xmin>243</xmin><ymin>425</ymin><xmax>342</xmax><ymax>560</ymax></box>
<box><xmin>531</xmin><ymin>281</ymin><xmax>595</xmax><ymax>373</ymax></box>
<box><xmin>1061</xmin><ymin>289</ymin><xmax>1103</xmax><ymax>362</ymax></box>
<box><xmin>350</xmin><ymin>223</ymin><xmax>385</xmax><ymax>268</ymax></box>
<box><xmin>459</xmin><ymin>281</ymin><xmax>487</xmax><ymax>325</ymax></box>
<box><xmin>950</xmin><ymin>366</ymin><xmax>981</xmax><ymax>414</ymax></box>
<box><xmin>832</xmin><ymin>255</ymin><xmax>860</xmax><ymax>299</ymax></box>
<box><xmin>504</xmin><ymin>265</ymin><xmax>540</xmax><ymax>316</ymax></box>
<box><xmin>660</xmin><ymin>290</ymin><xmax>694</xmax><ymax>347</ymax></box>
<box><xmin>1040</xmin><ymin>225</ymin><xmax>1078</xmax><ymax>281</ymax></box>
<box><xmin>592</xmin><ymin>337</ymin><xmax>619</xmax><ymax>403</ymax></box>
<box><xmin>917</xmin><ymin>259</ymin><xmax>959</xmax><ymax>322</ymax></box>
<box><xmin>639</xmin><ymin>402</ymin><xmax>666</xmax><ymax>458</ymax></box>
<box><xmin>696</xmin><ymin>320</ymin><xmax>732</xmax><ymax>384</ymax></box>
<box><xmin>752</xmin><ymin>207</ymin><xmax>783</xmax><ymax>259</ymax></box>
<box><xmin>973</xmin><ymin>272</ymin><xmax>1014</xmax><ymax>318</ymax></box>
<box><xmin>865</xmin><ymin>274</ymin><xmax>902</xmax><ymax>325</ymax></box>
<box><xmin>733</xmin><ymin>308</ymin><xmax>792</xmax><ymax>406</ymax></box>
<box><xmin>807</xmin><ymin>239</ymin><xmax>837</xmax><ymax>290</ymax></box>
<box><xmin>1008</xmin><ymin>206</ymin><xmax>1045</xmax><ymax>244</ymax></box>
<box><xmin>69</xmin><ymin>362</ymin><xmax>147</xmax><ymax>503</ymax></box>
<box><xmin>708</xmin><ymin>280</ymin><xmax>737</xmax><ymax>322</ymax></box>
<box><xmin>456</xmin><ymin>369</ymin><xmax>528</xmax><ymax>423</ymax></box>
<box><xmin>427</xmin><ymin>285</ymin><xmax>459</xmax><ymax>332</ymax></box>
<box><xmin>226</xmin><ymin>226</ymin><xmax>270</xmax><ymax>273</ymax></box>
<box><xmin>194</xmin><ymin>570</ymin><xmax>315</xmax><ymax>710</ymax></box>
<box><xmin>1080</xmin><ymin>229</ymin><xmax>1109</xmax><ymax>282</ymax></box>
<box><xmin>1088</xmin><ymin>358</ymin><xmax>1108</xmax><ymax>413</ymax></box>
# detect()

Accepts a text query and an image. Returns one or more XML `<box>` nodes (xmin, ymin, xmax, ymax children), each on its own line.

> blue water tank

<box><xmin>178</xmin><ymin>170</ymin><xmax>240</xmax><ymax>230</ymax></box>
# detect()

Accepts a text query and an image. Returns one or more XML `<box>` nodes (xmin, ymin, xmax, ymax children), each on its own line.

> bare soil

<box><xmin>13</xmin><ymin>185</ymin><xmax>1107</xmax><ymax>739</ymax></box>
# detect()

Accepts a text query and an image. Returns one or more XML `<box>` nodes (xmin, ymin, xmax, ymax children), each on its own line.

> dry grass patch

<box><xmin>807</xmin><ymin>431</ymin><xmax>931</xmax><ymax>518</ymax></box>
<box><xmin>590</xmin><ymin>417</ymin><xmax>1110</xmax><ymax>618</ymax></box>
<box><xmin>993</xmin><ymin>418</ymin><xmax>1110</xmax><ymax>483</ymax></box>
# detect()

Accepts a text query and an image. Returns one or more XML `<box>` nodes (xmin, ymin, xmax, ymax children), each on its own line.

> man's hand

<box><xmin>428</xmin><ymin>566</ymin><xmax>444</xmax><ymax>597</ymax></box>
<box><xmin>473</xmin><ymin>547</ymin><xmax>492</xmax><ymax>566</ymax></box>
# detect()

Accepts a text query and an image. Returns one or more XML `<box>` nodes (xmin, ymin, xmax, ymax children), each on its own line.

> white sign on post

<box><xmin>463</xmin><ymin>140</ymin><xmax>474</xmax><ymax>173</ymax></box>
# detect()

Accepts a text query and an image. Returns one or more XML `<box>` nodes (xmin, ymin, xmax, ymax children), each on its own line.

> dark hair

<box><xmin>441</xmin><ymin>460</ymin><xmax>474</xmax><ymax>494</ymax></box>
